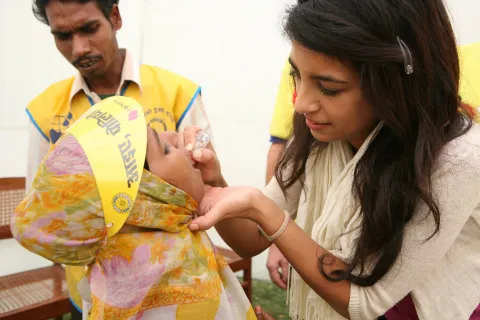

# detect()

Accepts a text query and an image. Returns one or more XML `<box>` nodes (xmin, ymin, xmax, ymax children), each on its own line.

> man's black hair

<box><xmin>32</xmin><ymin>0</ymin><xmax>119</xmax><ymax>25</ymax></box>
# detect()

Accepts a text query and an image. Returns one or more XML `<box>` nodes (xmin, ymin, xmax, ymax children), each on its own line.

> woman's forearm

<box><xmin>214</xmin><ymin>217</ymin><xmax>271</xmax><ymax>258</ymax></box>
<box><xmin>253</xmin><ymin>193</ymin><xmax>351</xmax><ymax>319</ymax></box>
<box><xmin>201</xmin><ymin>182</ymin><xmax>351</xmax><ymax>317</ymax></box>
<box><xmin>209</xmin><ymin>176</ymin><xmax>271</xmax><ymax>257</ymax></box>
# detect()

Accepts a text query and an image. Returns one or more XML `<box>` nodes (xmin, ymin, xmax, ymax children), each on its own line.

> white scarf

<box><xmin>289</xmin><ymin>123</ymin><xmax>383</xmax><ymax>320</ymax></box>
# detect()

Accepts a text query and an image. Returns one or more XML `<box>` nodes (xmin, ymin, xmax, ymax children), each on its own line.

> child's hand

<box><xmin>191</xmin><ymin>148</ymin><xmax>223</xmax><ymax>186</ymax></box>
<box><xmin>182</xmin><ymin>126</ymin><xmax>224</xmax><ymax>187</ymax></box>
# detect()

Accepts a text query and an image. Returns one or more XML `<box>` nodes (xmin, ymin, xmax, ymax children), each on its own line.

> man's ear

<box><xmin>110</xmin><ymin>4</ymin><xmax>122</xmax><ymax>31</ymax></box>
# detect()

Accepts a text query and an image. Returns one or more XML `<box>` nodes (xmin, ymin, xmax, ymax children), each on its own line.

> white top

<box><xmin>264</xmin><ymin>123</ymin><xmax>480</xmax><ymax>319</ymax></box>
<box><xmin>26</xmin><ymin>50</ymin><xmax>212</xmax><ymax>190</ymax></box>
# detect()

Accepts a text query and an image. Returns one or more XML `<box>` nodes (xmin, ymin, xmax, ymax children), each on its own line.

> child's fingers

<box><xmin>177</xmin><ymin>131</ymin><xmax>185</xmax><ymax>151</ymax></box>
<box><xmin>183</xmin><ymin>126</ymin><xmax>202</xmax><ymax>151</ymax></box>
<box><xmin>192</xmin><ymin>149</ymin><xmax>215</xmax><ymax>163</ymax></box>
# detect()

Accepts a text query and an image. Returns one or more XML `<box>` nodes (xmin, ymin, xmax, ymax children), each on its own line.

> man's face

<box><xmin>45</xmin><ymin>0</ymin><xmax>122</xmax><ymax>80</ymax></box>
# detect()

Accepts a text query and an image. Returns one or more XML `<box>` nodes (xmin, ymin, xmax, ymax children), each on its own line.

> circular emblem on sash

<box><xmin>112</xmin><ymin>193</ymin><xmax>133</xmax><ymax>213</ymax></box>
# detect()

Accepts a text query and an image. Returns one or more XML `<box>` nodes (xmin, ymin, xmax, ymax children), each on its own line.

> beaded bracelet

<box><xmin>257</xmin><ymin>211</ymin><xmax>290</xmax><ymax>242</ymax></box>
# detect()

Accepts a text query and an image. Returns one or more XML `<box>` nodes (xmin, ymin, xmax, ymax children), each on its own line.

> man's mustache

<box><xmin>72</xmin><ymin>56</ymin><xmax>101</xmax><ymax>67</ymax></box>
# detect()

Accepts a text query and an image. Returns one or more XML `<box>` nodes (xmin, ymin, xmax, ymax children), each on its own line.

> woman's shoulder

<box><xmin>440</xmin><ymin>122</ymin><xmax>480</xmax><ymax>172</ymax></box>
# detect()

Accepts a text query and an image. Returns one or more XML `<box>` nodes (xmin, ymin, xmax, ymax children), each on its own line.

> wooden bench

<box><xmin>0</xmin><ymin>177</ymin><xmax>70</xmax><ymax>320</ymax></box>
<box><xmin>217</xmin><ymin>247</ymin><xmax>253</xmax><ymax>302</ymax></box>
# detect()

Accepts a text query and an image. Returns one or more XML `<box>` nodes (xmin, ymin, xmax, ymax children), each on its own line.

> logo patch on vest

<box><xmin>50</xmin><ymin>112</ymin><xmax>73</xmax><ymax>144</ymax></box>
<box><xmin>145</xmin><ymin>107</ymin><xmax>175</xmax><ymax>132</ymax></box>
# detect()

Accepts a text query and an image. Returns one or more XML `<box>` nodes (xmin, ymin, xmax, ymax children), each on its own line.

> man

<box><xmin>459</xmin><ymin>41</ymin><xmax>480</xmax><ymax>115</ymax></box>
<box><xmin>265</xmin><ymin>60</ymin><xmax>295</xmax><ymax>290</ymax></box>
<box><xmin>265</xmin><ymin>42</ymin><xmax>480</xmax><ymax>290</ymax></box>
<box><xmin>27</xmin><ymin>0</ymin><xmax>211</xmax><ymax>318</ymax></box>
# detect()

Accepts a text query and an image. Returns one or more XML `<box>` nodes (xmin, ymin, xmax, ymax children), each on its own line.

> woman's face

<box><xmin>147</xmin><ymin>131</ymin><xmax>205</xmax><ymax>203</ymax></box>
<box><xmin>290</xmin><ymin>42</ymin><xmax>378</xmax><ymax>149</ymax></box>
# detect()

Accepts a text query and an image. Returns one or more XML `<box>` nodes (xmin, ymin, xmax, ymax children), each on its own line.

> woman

<box><xmin>179</xmin><ymin>0</ymin><xmax>480</xmax><ymax>319</ymax></box>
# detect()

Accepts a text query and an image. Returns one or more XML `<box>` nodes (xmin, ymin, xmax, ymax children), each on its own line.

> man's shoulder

<box><xmin>28</xmin><ymin>76</ymin><xmax>75</xmax><ymax>108</ymax></box>
<box><xmin>140</xmin><ymin>64</ymin><xmax>198</xmax><ymax>88</ymax></box>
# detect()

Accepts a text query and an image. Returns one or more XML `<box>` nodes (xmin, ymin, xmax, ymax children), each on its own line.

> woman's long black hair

<box><xmin>277</xmin><ymin>0</ymin><xmax>473</xmax><ymax>286</ymax></box>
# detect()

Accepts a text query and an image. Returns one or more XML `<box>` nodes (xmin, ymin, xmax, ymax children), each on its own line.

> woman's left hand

<box><xmin>189</xmin><ymin>185</ymin><xmax>262</xmax><ymax>231</ymax></box>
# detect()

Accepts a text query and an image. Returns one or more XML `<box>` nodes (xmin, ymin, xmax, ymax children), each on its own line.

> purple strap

<box><xmin>385</xmin><ymin>294</ymin><xmax>480</xmax><ymax>319</ymax></box>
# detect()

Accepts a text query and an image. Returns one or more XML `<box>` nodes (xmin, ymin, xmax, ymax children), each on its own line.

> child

<box><xmin>11</xmin><ymin>97</ymin><xmax>256</xmax><ymax>320</ymax></box>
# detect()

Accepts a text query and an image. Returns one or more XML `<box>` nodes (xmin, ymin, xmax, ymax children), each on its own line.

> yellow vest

<box><xmin>27</xmin><ymin>65</ymin><xmax>200</xmax><ymax>144</ymax></box>
<box><xmin>269</xmin><ymin>61</ymin><xmax>295</xmax><ymax>142</ymax></box>
<box><xmin>27</xmin><ymin>64</ymin><xmax>200</xmax><ymax>312</ymax></box>
<box><xmin>459</xmin><ymin>41</ymin><xmax>480</xmax><ymax>110</ymax></box>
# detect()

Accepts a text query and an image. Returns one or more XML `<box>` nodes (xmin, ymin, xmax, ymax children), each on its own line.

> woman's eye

<box><xmin>164</xmin><ymin>144</ymin><xmax>171</xmax><ymax>155</ymax></box>
<box><xmin>318</xmin><ymin>85</ymin><xmax>340</xmax><ymax>97</ymax></box>
<box><xmin>290</xmin><ymin>68</ymin><xmax>340</xmax><ymax>97</ymax></box>
<box><xmin>289</xmin><ymin>70</ymin><xmax>300</xmax><ymax>89</ymax></box>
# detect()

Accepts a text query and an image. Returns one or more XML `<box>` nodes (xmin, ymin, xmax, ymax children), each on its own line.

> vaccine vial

<box><xmin>194</xmin><ymin>131</ymin><xmax>210</xmax><ymax>150</ymax></box>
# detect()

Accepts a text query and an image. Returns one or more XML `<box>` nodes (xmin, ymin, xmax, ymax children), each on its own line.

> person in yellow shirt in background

<box><xmin>265</xmin><ymin>61</ymin><xmax>295</xmax><ymax>290</ymax></box>
<box><xmin>459</xmin><ymin>41</ymin><xmax>480</xmax><ymax>115</ymax></box>
<box><xmin>265</xmin><ymin>41</ymin><xmax>480</xmax><ymax>290</ymax></box>
<box><xmin>27</xmin><ymin>0</ymin><xmax>211</xmax><ymax>318</ymax></box>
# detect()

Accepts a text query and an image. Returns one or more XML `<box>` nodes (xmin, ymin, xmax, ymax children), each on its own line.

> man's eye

<box><xmin>56</xmin><ymin>34</ymin><xmax>71</xmax><ymax>41</ymax></box>
<box><xmin>83</xmin><ymin>25</ymin><xmax>98</xmax><ymax>34</ymax></box>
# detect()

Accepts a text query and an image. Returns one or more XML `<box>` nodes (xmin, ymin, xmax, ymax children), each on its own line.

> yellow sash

<box><xmin>68</xmin><ymin>97</ymin><xmax>147</xmax><ymax>237</ymax></box>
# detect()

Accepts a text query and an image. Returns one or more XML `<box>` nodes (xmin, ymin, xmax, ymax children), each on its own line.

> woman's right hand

<box><xmin>254</xmin><ymin>306</ymin><xmax>276</xmax><ymax>320</ymax></box>
<box><xmin>266</xmin><ymin>244</ymin><xmax>289</xmax><ymax>290</ymax></box>
<box><xmin>181</xmin><ymin>126</ymin><xmax>225</xmax><ymax>187</ymax></box>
